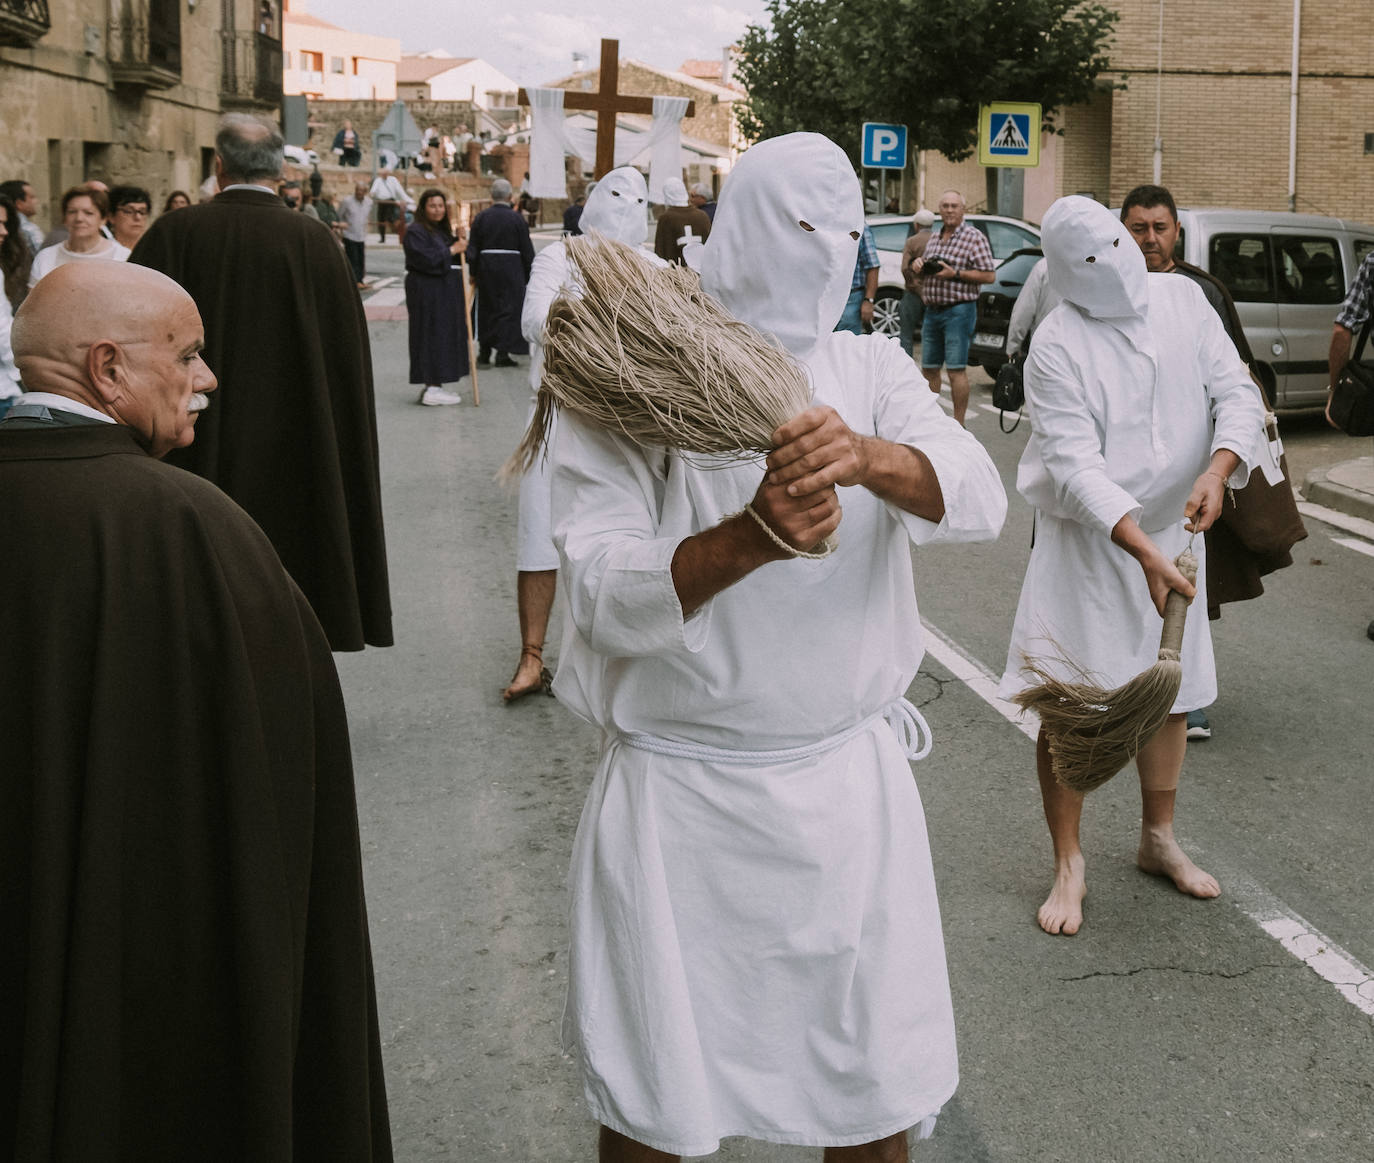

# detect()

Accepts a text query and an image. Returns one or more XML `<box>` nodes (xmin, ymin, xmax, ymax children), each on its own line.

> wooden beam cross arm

<box><xmin>518</xmin><ymin>38</ymin><xmax>696</xmax><ymax>179</ymax></box>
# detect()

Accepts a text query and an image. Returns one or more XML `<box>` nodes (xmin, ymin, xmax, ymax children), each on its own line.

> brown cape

<box><xmin>0</xmin><ymin>425</ymin><xmax>392</xmax><ymax>1160</ymax></box>
<box><xmin>131</xmin><ymin>187</ymin><xmax>393</xmax><ymax>650</ymax></box>
<box><xmin>1174</xmin><ymin>260</ymin><xmax>1307</xmax><ymax>617</ymax></box>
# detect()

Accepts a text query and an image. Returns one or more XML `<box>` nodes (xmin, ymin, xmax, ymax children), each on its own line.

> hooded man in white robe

<box><xmin>996</xmin><ymin>196</ymin><xmax>1265</xmax><ymax>936</ymax></box>
<box><xmin>548</xmin><ymin>132</ymin><xmax>1007</xmax><ymax>1161</ymax></box>
<box><xmin>502</xmin><ymin>167</ymin><xmax>661</xmax><ymax>701</ymax></box>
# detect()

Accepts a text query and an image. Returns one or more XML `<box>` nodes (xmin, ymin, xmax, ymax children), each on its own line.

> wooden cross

<box><xmin>518</xmin><ymin>38</ymin><xmax>696</xmax><ymax>179</ymax></box>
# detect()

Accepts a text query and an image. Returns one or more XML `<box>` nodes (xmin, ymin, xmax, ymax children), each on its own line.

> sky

<box><xmin>304</xmin><ymin>0</ymin><xmax>772</xmax><ymax>87</ymax></box>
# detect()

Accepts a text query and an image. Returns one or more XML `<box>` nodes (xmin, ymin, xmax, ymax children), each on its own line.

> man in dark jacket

<box><xmin>0</xmin><ymin>261</ymin><xmax>393</xmax><ymax>1160</ymax></box>
<box><xmin>467</xmin><ymin>177</ymin><xmax>534</xmax><ymax>367</ymax></box>
<box><xmin>133</xmin><ymin>113</ymin><xmax>392</xmax><ymax>651</ymax></box>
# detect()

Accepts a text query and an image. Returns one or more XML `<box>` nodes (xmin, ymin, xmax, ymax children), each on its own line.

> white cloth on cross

<box><xmin>525</xmin><ymin>86</ymin><xmax>689</xmax><ymax>200</ymax></box>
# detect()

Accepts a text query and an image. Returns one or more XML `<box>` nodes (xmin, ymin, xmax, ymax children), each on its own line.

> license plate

<box><xmin>973</xmin><ymin>332</ymin><xmax>1004</xmax><ymax>349</ymax></box>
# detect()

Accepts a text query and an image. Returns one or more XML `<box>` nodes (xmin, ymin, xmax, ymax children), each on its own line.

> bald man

<box><xmin>0</xmin><ymin>262</ymin><xmax>393</xmax><ymax>1159</ymax></box>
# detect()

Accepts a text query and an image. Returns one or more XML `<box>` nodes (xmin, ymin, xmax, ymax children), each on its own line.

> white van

<box><xmin>1174</xmin><ymin>209</ymin><xmax>1374</xmax><ymax>408</ymax></box>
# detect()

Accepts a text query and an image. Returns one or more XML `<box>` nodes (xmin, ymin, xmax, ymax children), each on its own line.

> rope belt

<box><xmin>618</xmin><ymin>697</ymin><xmax>933</xmax><ymax>766</ymax></box>
<box><xmin>480</xmin><ymin>248</ymin><xmax>521</xmax><ymax>254</ymax></box>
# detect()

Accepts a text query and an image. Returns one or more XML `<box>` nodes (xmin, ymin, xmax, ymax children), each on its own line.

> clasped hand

<box><xmin>746</xmin><ymin>406</ymin><xmax>865</xmax><ymax>556</ymax></box>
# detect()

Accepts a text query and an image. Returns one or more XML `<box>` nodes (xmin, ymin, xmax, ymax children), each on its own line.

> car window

<box><xmin>982</xmin><ymin>221</ymin><xmax>1038</xmax><ymax>262</ymax></box>
<box><xmin>868</xmin><ymin>223</ymin><xmax>911</xmax><ymax>251</ymax></box>
<box><xmin>995</xmin><ymin>251</ymin><xmax>1042</xmax><ymax>288</ymax></box>
<box><xmin>1273</xmin><ymin>235</ymin><xmax>1344</xmax><ymax>304</ymax></box>
<box><xmin>1354</xmin><ymin>238</ymin><xmax>1374</xmax><ymax>266</ymax></box>
<box><xmin>1209</xmin><ymin>234</ymin><xmax>1274</xmax><ymax>303</ymax></box>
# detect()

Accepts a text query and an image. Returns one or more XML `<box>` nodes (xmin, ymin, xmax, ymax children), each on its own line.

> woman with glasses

<box><xmin>109</xmin><ymin>186</ymin><xmax>153</xmax><ymax>251</ymax></box>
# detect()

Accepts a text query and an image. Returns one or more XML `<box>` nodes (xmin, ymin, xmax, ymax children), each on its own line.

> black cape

<box><xmin>0</xmin><ymin>424</ymin><xmax>392</xmax><ymax>1161</ymax></box>
<box><xmin>467</xmin><ymin>202</ymin><xmax>532</xmax><ymax>355</ymax></box>
<box><xmin>403</xmin><ymin>223</ymin><xmax>469</xmax><ymax>385</ymax></box>
<box><xmin>131</xmin><ymin>187</ymin><xmax>393</xmax><ymax>650</ymax></box>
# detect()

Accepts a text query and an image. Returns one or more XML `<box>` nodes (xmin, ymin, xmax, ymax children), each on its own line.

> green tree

<box><xmin>736</xmin><ymin>0</ymin><xmax>1118</xmax><ymax>164</ymax></box>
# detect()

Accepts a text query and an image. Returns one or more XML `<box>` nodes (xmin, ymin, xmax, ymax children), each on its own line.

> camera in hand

<box><xmin>920</xmin><ymin>255</ymin><xmax>951</xmax><ymax>276</ymax></box>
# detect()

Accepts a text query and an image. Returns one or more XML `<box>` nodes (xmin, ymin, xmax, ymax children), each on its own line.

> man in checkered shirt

<box><xmin>1328</xmin><ymin>249</ymin><xmax>1374</xmax><ymax>422</ymax></box>
<box><xmin>917</xmin><ymin>189</ymin><xmax>995</xmax><ymax>426</ymax></box>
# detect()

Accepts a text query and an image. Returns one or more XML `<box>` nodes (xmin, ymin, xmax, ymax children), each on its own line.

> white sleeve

<box><xmin>869</xmin><ymin>338</ymin><xmax>1008</xmax><ymax>544</ymax></box>
<box><xmin>550</xmin><ymin>413</ymin><xmax>712</xmax><ymax>657</ymax></box>
<box><xmin>1022</xmin><ymin>329</ymin><xmax>1143</xmax><ymax>534</ymax></box>
<box><xmin>1006</xmin><ymin>262</ymin><xmax>1046</xmax><ymax>358</ymax></box>
<box><xmin>522</xmin><ymin>244</ymin><xmax>569</xmax><ymax>347</ymax></box>
<box><xmin>1196</xmin><ymin>292</ymin><xmax>1265</xmax><ymax>488</ymax></box>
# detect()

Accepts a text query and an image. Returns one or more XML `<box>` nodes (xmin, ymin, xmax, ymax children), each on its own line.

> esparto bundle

<box><xmin>504</xmin><ymin>232</ymin><xmax>816</xmax><ymax>479</ymax></box>
<box><xmin>1012</xmin><ymin>547</ymin><xmax>1199</xmax><ymax>793</ymax></box>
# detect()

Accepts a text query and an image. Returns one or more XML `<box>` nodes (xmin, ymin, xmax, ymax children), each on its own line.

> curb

<box><xmin>1304</xmin><ymin>459</ymin><xmax>1374</xmax><ymax>524</ymax></box>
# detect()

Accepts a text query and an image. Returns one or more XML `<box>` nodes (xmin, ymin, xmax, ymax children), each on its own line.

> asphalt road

<box><xmin>343</xmin><ymin>245</ymin><xmax>1374</xmax><ymax>1161</ymax></box>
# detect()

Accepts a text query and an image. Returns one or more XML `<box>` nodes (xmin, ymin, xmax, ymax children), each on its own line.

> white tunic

<box><xmin>997</xmin><ymin>274</ymin><xmax>1264</xmax><ymax>709</ymax></box>
<box><xmin>550</xmin><ymin>330</ymin><xmax>1007</xmax><ymax>1154</ymax></box>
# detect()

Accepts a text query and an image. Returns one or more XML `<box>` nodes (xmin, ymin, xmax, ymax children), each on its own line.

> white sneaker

<box><xmin>419</xmin><ymin>386</ymin><xmax>462</xmax><ymax>406</ymax></box>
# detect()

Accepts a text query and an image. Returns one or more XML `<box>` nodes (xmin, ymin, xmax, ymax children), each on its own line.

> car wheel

<box><xmin>871</xmin><ymin>290</ymin><xmax>902</xmax><ymax>338</ymax></box>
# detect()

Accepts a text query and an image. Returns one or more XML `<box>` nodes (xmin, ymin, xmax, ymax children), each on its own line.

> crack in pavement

<box><xmin>1060</xmin><ymin>962</ymin><xmax>1299</xmax><ymax>983</ymax></box>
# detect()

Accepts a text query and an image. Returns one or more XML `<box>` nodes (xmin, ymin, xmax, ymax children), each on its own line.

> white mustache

<box><xmin>187</xmin><ymin>392</ymin><xmax>211</xmax><ymax>413</ymax></box>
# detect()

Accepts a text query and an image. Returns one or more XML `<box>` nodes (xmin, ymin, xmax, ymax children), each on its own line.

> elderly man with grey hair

<box><xmin>466</xmin><ymin>176</ymin><xmax>534</xmax><ymax>366</ymax></box>
<box><xmin>130</xmin><ymin>112</ymin><xmax>393</xmax><ymax>652</ymax></box>
<box><xmin>689</xmin><ymin>180</ymin><xmax>717</xmax><ymax>221</ymax></box>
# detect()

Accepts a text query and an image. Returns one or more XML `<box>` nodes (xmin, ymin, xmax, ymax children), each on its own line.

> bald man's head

<box><xmin>14</xmin><ymin>263</ymin><xmax>217</xmax><ymax>458</ymax></box>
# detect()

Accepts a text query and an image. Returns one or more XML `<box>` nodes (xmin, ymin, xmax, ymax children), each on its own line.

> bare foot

<box><xmin>502</xmin><ymin>645</ymin><xmax>550</xmax><ymax>702</ymax></box>
<box><xmin>1038</xmin><ymin>853</ymin><xmax>1086</xmax><ymax>935</ymax></box>
<box><xmin>1137</xmin><ymin>830</ymin><xmax>1221</xmax><ymax>898</ymax></box>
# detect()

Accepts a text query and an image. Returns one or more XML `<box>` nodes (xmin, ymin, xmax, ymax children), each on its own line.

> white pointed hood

<box><xmin>701</xmin><ymin>133</ymin><xmax>862</xmax><ymax>358</ymax></box>
<box><xmin>579</xmin><ymin>166</ymin><xmax>650</xmax><ymax>247</ymax></box>
<box><xmin>1042</xmin><ymin>195</ymin><xmax>1149</xmax><ymax>327</ymax></box>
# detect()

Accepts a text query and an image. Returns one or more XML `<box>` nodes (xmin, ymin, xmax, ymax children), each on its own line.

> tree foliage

<box><xmin>735</xmin><ymin>0</ymin><xmax>1118</xmax><ymax>164</ymax></box>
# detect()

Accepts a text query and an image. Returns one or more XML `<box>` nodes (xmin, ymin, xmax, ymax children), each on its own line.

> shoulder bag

<box><xmin>1330</xmin><ymin>312</ymin><xmax>1374</xmax><ymax>437</ymax></box>
<box><xmin>992</xmin><ymin>354</ymin><xmax>1025</xmax><ymax>433</ymax></box>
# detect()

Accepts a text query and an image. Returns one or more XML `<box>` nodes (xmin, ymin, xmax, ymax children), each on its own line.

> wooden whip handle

<box><xmin>1158</xmin><ymin>548</ymin><xmax>1199</xmax><ymax>660</ymax></box>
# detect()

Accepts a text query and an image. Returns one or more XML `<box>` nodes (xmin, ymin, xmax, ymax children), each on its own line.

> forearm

<box><xmin>1204</xmin><ymin>448</ymin><xmax>1241</xmax><ymax>483</ymax></box>
<box><xmin>1328</xmin><ymin>324</ymin><xmax>1353</xmax><ymax>387</ymax></box>
<box><xmin>856</xmin><ymin>436</ymin><xmax>946</xmax><ymax>523</ymax></box>
<box><xmin>670</xmin><ymin>513</ymin><xmax>783</xmax><ymax>616</ymax></box>
<box><xmin>865</xmin><ymin>267</ymin><xmax>879</xmax><ymax>298</ymax></box>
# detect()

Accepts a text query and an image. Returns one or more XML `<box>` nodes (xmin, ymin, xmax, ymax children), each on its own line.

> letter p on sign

<box><xmin>862</xmin><ymin>122</ymin><xmax>908</xmax><ymax>170</ymax></box>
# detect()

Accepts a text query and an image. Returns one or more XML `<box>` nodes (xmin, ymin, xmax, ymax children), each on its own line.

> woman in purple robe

<box><xmin>404</xmin><ymin>189</ymin><xmax>470</xmax><ymax>406</ymax></box>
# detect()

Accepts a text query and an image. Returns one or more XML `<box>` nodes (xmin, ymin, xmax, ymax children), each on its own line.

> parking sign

<box><xmin>862</xmin><ymin>123</ymin><xmax>908</xmax><ymax>170</ymax></box>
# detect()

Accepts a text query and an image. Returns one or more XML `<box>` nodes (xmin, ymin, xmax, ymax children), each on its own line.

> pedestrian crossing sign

<box><xmin>977</xmin><ymin>102</ymin><xmax>1041</xmax><ymax>168</ymax></box>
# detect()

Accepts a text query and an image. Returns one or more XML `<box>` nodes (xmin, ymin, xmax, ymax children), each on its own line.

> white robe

<box><xmin>550</xmin><ymin>330</ymin><xmax>1007</xmax><ymax>1154</ymax></box>
<box><xmin>516</xmin><ymin>239</ymin><xmax>667</xmax><ymax>572</ymax></box>
<box><xmin>997</xmin><ymin>274</ymin><xmax>1265</xmax><ymax>708</ymax></box>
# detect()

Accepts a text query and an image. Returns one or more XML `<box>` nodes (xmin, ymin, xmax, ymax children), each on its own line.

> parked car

<box><xmin>866</xmin><ymin>213</ymin><xmax>1041</xmax><ymax>339</ymax></box>
<box><xmin>967</xmin><ymin>208</ymin><xmax>1374</xmax><ymax>409</ymax></box>
<box><xmin>968</xmin><ymin>247</ymin><xmax>1043</xmax><ymax>376</ymax></box>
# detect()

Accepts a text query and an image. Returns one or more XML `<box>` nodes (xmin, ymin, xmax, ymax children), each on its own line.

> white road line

<box><xmin>922</xmin><ymin>617</ymin><xmax>1374</xmax><ymax>1022</ymax></box>
<box><xmin>921</xmin><ymin>619</ymin><xmax>1037</xmax><ymax>740</ymax></box>
<box><xmin>1331</xmin><ymin>535</ymin><xmax>1374</xmax><ymax>558</ymax></box>
<box><xmin>368</xmin><ymin>276</ymin><xmax>398</xmax><ymax>289</ymax></box>
<box><xmin>366</xmin><ymin>288</ymin><xmax>406</xmax><ymax>308</ymax></box>
<box><xmin>1295</xmin><ymin>499</ymin><xmax>1374</xmax><ymax>543</ymax></box>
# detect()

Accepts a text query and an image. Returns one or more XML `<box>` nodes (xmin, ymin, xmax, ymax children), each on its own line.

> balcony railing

<box><xmin>0</xmin><ymin>0</ymin><xmax>50</xmax><ymax>47</ymax></box>
<box><xmin>221</xmin><ymin>30</ymin><xmax>283</xmax><ymax>108</ymax></box>
<box><xmin>108</xmin><ymin>0</ymin><xmax>181</xmax><ymax>89</ymax></box>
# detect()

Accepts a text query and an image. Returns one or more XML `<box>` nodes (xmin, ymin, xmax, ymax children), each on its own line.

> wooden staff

<box><xmin>459</xmin><ymin>251</ymin><xmax>480</xmax><ymax>406</ymax></box>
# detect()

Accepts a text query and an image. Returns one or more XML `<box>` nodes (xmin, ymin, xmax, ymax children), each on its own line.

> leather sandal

<box><xmin>502</xmin><ymin>644</ymin><xmax>553</xmax><ymax>703</ymax></box>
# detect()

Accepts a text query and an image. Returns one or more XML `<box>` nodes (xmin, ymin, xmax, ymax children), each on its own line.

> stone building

<box><xmin>1</xmin><ymin>0</ymin><xmax>280</xmax><ymax>225</ymax></box>
<box><xmin>888</xmin><ymin>0</ymin><xmax>1373</xmax><ymax>223</ymax></box>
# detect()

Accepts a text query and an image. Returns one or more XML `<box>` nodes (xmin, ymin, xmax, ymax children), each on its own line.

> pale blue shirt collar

<box><xmin>12</xmin><ymin>392</ymin><xmax>117</xmax><ymax>423</ymax></box>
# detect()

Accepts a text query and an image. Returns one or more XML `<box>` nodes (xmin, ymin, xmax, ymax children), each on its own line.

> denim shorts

<box><xmin>920</xmin><ymin>299</ymin><xmax>977</xmax><ymax>370</ymax></box>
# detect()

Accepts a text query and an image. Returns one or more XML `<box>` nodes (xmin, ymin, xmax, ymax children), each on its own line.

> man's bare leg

<box><xmin>1136</xmin><ymin>713</ymin><xmax>1220</xmax><ymax>897</ymax></box>
<box><xmin>599</xmin><ymin>1126</ymin><xmax>678</xmax><ymax>1162</ymax></box>
<box><xmin>1036</xmin><ymin>727</ymin><xmax>1087</xmax><ymax>935</ymax></box>
<box><xmin>824</xmin><ymin>1130</ymin><xmax>909</xmax><ymax>1161</ymax></box>
<box><xmin>922</xmin><ymin>366</ymin><xmax>943</xmax><ymax>400</ymax></box>
<box><xmin>502</xmin><ymin>569</ymin><xmax>556</xmax><ymax>701</ymax></box>
<box><xmin>947</xmin><ymin>368</ymin><xmax>971</xmax><ymax>426</ymax></box>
